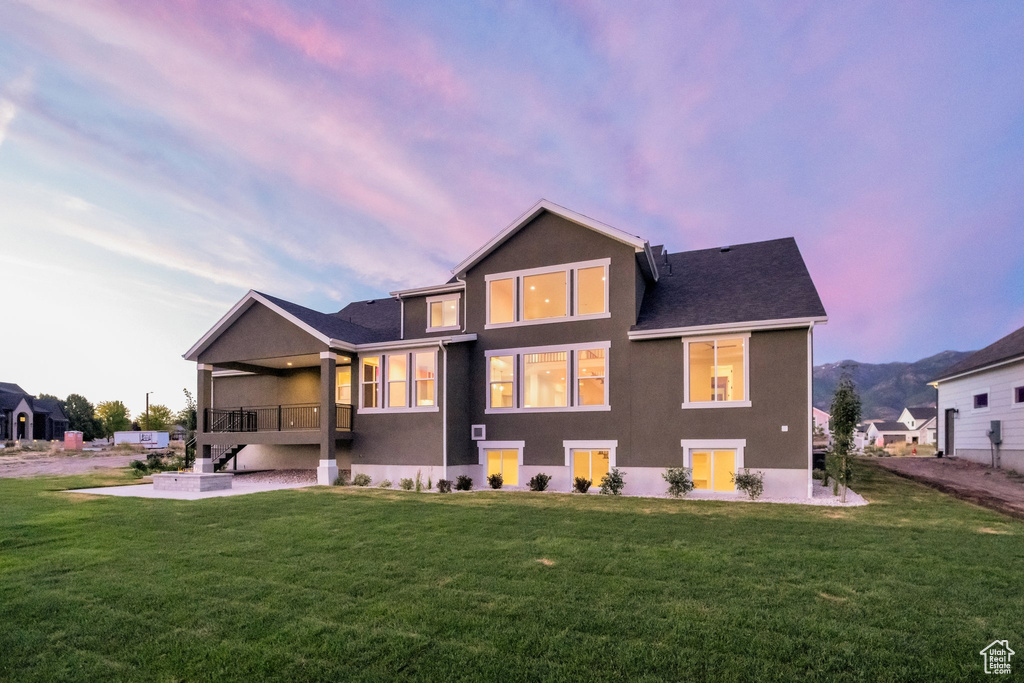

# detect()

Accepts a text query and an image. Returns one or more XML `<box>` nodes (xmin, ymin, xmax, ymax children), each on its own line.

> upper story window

<box><xmin>486</xmin><ymin>341</ymin><xmax>610</xmax><ymax>413</ymax></box>
<box><xmin>426</xmin><ymin>294</ymin><xmax>460</xmax><ymax>332</ymax></box>
<box><xmin>683</xmin><ymin>335</ymin><xmax>750</xmax><ymax>408</ymax></box>
<box><xmin>485</xmin><ymin>258</ymin><xmax>610</xmax><ymax>328</ymax></box>
<box><xmin>360</xmin><ymin>350</ymin><xmax>438</xmax><ymax>413</ymax></box>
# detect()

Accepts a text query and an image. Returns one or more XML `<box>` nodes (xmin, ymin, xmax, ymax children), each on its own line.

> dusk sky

<box><xmin>1</xmin><ymin>1</ymin><xmax>1023</xmax><ymax>416</ymax></box>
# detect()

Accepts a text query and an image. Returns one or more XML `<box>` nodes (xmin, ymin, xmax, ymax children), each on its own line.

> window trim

<box><xmin>972</xmin><ymin>389</ymin><xmax>990</xmax><ymax>413</ymax></box>
<box><xmin>681</xmin><ymin>333</ymin><xmax>752</xmax><ymax>409</ymax></box>
<box><xmin>574</xmin><ymin>347</ymin><xmax>609</xmax><ymax>408</ymax></box>
<box><xmin>478</xmin><ymin>441</ymin><xmax>525</xmax><ymax>484</ymax></box>
<box><xmin>335</xmin><ymin>362</ymin><xmax>353</xmax><ymax>404</ymax></box>
<box><xmin>484</xmin><ymin>258</ymin><xmax>611</xmax><ymax>329</ymax></box>
<box><xmin>680</xmin><ymin>439</ymin><xmax>746</xmax><ymax>493</ymax></box>
<box><xmin>425</xmin><ymin>293</ymin><xmax>461</xmax><ymax>333</ymax></box>
<box><xmin>359</xmin><ymin>356</ymin><xmax>381</xmax><ymax>411</ymax></box>
<box><xmin>485</xmin><ymin>341</ymin><xmax>612</xmax><ymax>414</ymax></box>
<box><xmin>1012</xmin><ymin>385</ymin><xmax>1024</xmax><ymax>409</ymax></box>
<box><xmin>358</xmin><ymin>349</ymin><xmax>439</xmax><ymax>414</ymax></box>
<box><xmin>562</xmin><ymin>440</ymin><xmax>618</xmax><ymax>469</ymax></box>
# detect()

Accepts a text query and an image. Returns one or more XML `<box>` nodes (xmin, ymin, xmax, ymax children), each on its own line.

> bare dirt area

<box><xmin>0</xmin><ymin>448</ymin><xmax>143</xmax><ymax>478</ymax></box>
<box><xmin>874</xmin><ymin>456</ymin><xmax>1024</xmax><ymax>520</ymax></box>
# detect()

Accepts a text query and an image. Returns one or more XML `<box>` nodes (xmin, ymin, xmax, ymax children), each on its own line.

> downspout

<box><xmin>399</xmin><ymin>296</ymin><xmax>405</xmax><ymax>340</ymax></box>
<box><xmin>440</xmin><ymin>339</ymin><xmax>448</xmax><ymax>480</ymax></box>
<box><xmin>807</xmin><ymin>322</ymin><xmax>815</xmax><ymax>499</ymax></box>
<box><xmin>458</xmin><ymin>276</ymin><xmax>467</xmax><ymax>333</ymax></box>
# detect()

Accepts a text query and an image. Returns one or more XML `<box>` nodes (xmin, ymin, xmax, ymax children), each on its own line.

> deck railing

<box><xmin>205</xmin><ymin>403</ymin><xmax>353</xmax><ymax>433</ymax></box>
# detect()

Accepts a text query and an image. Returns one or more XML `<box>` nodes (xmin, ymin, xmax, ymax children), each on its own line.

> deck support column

<box><xmin>317</xmin><ymin>352</ymin><xmax>338</xmax><ymax>485</ymax></box>
<box><xmin>196</xmin><ymin>364</ymin><xmax>215</xmax><ymax>473</ymax></box>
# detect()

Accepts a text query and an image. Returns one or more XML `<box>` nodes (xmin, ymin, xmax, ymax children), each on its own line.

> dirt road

<box><xmin>875</xmin><ymin>456</ymin><xmax>1024</xmax><ymax>519</ymax></box>
<box><xmin>0</xmin><ymin>450</ymin><xmax>139</xmax><ymax>478</ymax></box>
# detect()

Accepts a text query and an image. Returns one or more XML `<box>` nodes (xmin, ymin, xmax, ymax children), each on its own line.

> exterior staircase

<box><xmin>212</xmin><ymin>444</ymin><xmax>245</xmax><ymax>472</ymax></box>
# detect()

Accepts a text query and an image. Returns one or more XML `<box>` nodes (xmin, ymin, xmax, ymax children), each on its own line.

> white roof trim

<box><xmin>355</xmin><ymin>334</ymin><xmax>476</xmax><ymax>353</ymax></box>
<box><xmin>931</xmin><ymin>354</ymin><xmax>1024</xmax><ymax>385</ymax></box>
<box><xmin>389</xmin><ymin>282</ymin><xmax>465</xmax><ymax>298</ymax></box>
<box><xmin>628</xmin><ymin>316</ymin><xmax>828</xmax><ymax>340</ymax></box>
<box><xmin>452</xmin><ymin>199</ymin><xmax>657</xmax><ymax>278</ymax></box>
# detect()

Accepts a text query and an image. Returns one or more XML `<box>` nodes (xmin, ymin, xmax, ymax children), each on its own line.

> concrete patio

<box><xmin>66</xmin><ymin>470</ymin><xmax>316</xmax><ymax>500</ymax></box>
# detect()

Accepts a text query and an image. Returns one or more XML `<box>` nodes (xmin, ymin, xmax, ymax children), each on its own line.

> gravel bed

<box><xmin>230</xmin><ymin>469</ymin><xmax>316</xmax><ymax>485</ymax></box>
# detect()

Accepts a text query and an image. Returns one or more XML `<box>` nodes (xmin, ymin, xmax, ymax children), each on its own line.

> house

<box><xmin>865</xmin><ymin>420</ymin><xmax>911</xmax><ymax>446</ymax></box>
<box><xmin>932</xmin><ymin>323</ymin><xmax>1024</xmax><ymax>470</ymax></box>
<box><xmin>812</xmin><ymin>407</ymin><xmax>831</xmax><ymax>445</ymax></box>
<box><xmin>0</xmin><ymin>383</ymin><xmax>69</xmax><ymax>441</ymax></box>
<box><xmin>897</xmin><ymin>406</ymin><xmax>936</xmax><ymax>444</ymax></box>
<box><xmin>184</xmin><ymin>200</ymin><xmax>827</xmax><ymax>497</ymax></box>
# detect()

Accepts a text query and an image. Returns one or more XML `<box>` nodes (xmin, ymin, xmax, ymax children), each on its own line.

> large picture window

<box><xmin>359</xmin><ymin>350</ymin><xmax>437</xmax><ymax>412</ymax></box>
<box><xmin>684</xmin><ymin>336</ymin><xmax>749</xmax><ymax>407</ymax></box>
<box><xmin>486</xmin><ymin>342</ymin><xmax>610</xmax><ymax>412</ymax></box>
<box><xmin>486</xmin><ymin>259</ymin><xmax>609</xmax><ymax>327</ymax></box>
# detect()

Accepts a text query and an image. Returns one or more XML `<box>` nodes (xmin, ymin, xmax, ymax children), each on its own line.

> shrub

<box><xmin>600</xmin><ymin>468</ymin><xmax>625</xmax><ymax>495</ymax></box>
<box><xmin>399</xmin><ymin>478</ymin><xmax>414</xmax><ymax>490</ymax></box>
<box><xmin>487</xmin><ymin>473</ymin><xmax>503</xmax><ymax>489</ymax></box>
<box><xmin>662</xmin><ymin>467</ymin><xmax>694</xmax><ymax>498</ymax></box>
<box><xmin>352</xmin><ymin>473</ymin><xmax>372</xmax><ymax>487</ymax></box>
<box><xmin>455</xmin><ymin>475</ymin><xmax>473</xmax><ymax>491</ymax></box>
<box><xmin>528</xmin><ymin>473</ymin><xmax>551</xmax><ymax>491</ymax></box>
<box><xmin>129</xmin><ymin>459</ymin><xmax>148</xmax><ymax>477</ymax></box>
<box><xmin>437</xmin><ymin>479</ymin><xmax>452</xmax><ymax>493</ymax></box>
<box><xmin>573</xmin><ymin>477</ymin><xmax>592</xmax><ymax>493</ymax></box>
<box><xmin>415</xmin><ymin>470</ymin><xmax>423</xmax><ymax>492</ymax></box>
<box><xmin>732</xmin><ymin>468</ymin><xmax>765</xmax><ymax>500</ymax></box>
<box><xmin>812</xmin><ymin>468</ymin><xmax>826</xmax><ymax>481</ymax></box>
<box><xmin>378</xmin><ymin>479</ymin><xmax>392</xmax><ymax>488</ymax></box>
<box><xmin>427</xmin><ymin>476</ymin><xmax>432</xmax><ymax>490</ymax></box>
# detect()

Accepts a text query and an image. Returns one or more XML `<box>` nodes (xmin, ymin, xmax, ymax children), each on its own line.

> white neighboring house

<box><xmin>812</xmin><ymin>407</ymin><xmax>831</xmax><ymax>445</ymax></box>
<box><xmin>931</xmin><ymin>324</ymin><xmax>1024</xmax><ymax>470</ymax></box>
<box><xmin>897</xmin><ymin>406</ymin><xmax>937</xmax><ymax>445</ymax></box>
<box><xmin>865</xmin><ymin>420</ymin><xmax>911</xmax><ymax>447</ymax></box>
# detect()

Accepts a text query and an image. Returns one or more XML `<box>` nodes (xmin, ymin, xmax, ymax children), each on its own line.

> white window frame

<box><xmin>682</xmin><ymin>333</ymin><xmax>752</xmax><ymax>409</ymax></box>
<box><xmin>574</xmin><ymin>347</ymin><xmax>609</xmax><ymax>408</ymax></box>
<box><xmin>485</xmin><ymin>341</ymin><xmax>612</xmax><ymax>414</ymax></box>
<box><xmin>484</xmin><ymin>258</ymin><xmax>611</xmax><ymax>329</ymax></box>
<box><xmin>972</xmin><ymin>388</ymin><xmax>990</xmax><ymax>413</ymax></box>
<box><xmin>358</xmin><ymin>356</ymin><xmax>381</xmax><ymax>411</ymax></box>
<box><xmin>680</xmin><ymin>439</ymin><xmax>746</xmax><ymax>493</ymax></box>
<box><xmin>478</xmin><ymin>440</ymin><xmax>525</xmax><ymax>484</ymax></box>
<box><xmin>1013</xmin><ymin>385</ymin><xmax>1024</xmax><ymax>409</ymax></box>
<box><xmin>562</xmin><ymin>440</ymin><xmax>618</xmax><ymax>470</ymax></box>
<box><xmin>426</xmin><ymin>293</ymin><xmax>461</xmax><ymax>333</ymax></box>
<box><xmin>335</xmin><ymin>362</ymin><xmax>353</xmax><ymax>404</ymax></box>
<box><xmin>358</xmin><ymin>349</ymin><xmax>439</xmax><ymax>414</ymax></box>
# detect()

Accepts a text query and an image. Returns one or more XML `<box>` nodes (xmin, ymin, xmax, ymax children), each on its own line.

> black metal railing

<box><xmin>204</xmin><ymin>403</ymin><xmax>353</xmax><ymax>433</ymax></box>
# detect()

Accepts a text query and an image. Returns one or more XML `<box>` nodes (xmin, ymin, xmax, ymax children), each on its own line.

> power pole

<box><xmin>145</xmin><ymin>391</ymin><xmax>153</xmax><ymax>430</ymax></box>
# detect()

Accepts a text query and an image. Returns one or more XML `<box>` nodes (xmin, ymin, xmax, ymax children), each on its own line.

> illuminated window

<box><xmin>572</xmin><ymin>449</ymin><xmax>610</xmax><ymax>486</ymax></box>
<box><xmin>488</xmin><ymin>278</ymin><xmax>515</xmax><ymax>324</ymax></box>
<box><xmin>488</xmin><ymin>355</ymin><xmax>515</xmax><ymax>409</ymax></box>
<box><xmin>523</xmin><ymin>351</ymin><xmax>567</xmax><ymax>408</ymax></box>
<box><xmin>576</xmin><ymin>348</ymin><xmax>606</xmax><ymax>406</ymax></box>
<box><xmin>523</xmin><ymin>271</ymin><xmax>567</xmax><ymax>320</ymax></box>
<box><xmin>485</xmin><ymin>448</ymin><xmax>519</xmax><ymax>486</ymax></box>
<box><xmin>361</xmin><ymin>357</ymin><xmax>380</xmax><ymax>409</ymax></box>
<box><xmin>414</xmin><ymin>351</ymin><xmax>436</xmax><ymax>406</ymax></box>
<box><xmin>427</xmin><ymin>294</ymin><xmax>460</xmax><ymax>331</ymax></box>
<box><xmin>686</xmin><ymin>337</ymin><xmax>747</xmax><ymax>404</ymax></box>
<box><xmin>576</xmin><ymin>265</ymin><xmax>606</xmax><ymax>315</ymax></box>
<box><xmin>690</xmin><ymin>450</ymin><xmax>736</xmax><ymax>492</ymax></box>
<box><xmin>387</xmin><ymin>355</ymin><xmax>408</xmax><ymax>408</ymax></box>
<box><xmin>335</xmin><ymin>364</ymin><xmax>352</xmax><ymax>404</ymax></box>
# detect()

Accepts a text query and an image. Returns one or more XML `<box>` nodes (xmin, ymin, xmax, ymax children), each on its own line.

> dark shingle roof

<box><xmin>872</xmin><ymin>421</ymin><xmax>909</xmax><ymax>432</ymax></box>
<box><xmin>633</xmin><ymin>238</ymin><xmax>826</xmax><ymax>331</ymax></box>
<box><xmin>0</xmin><ymin>392</ymin><xmax>27</xmax><ymax>410</ymax></box>
<box><xmin>0</xmin><ymin>382</ymin><xmax>27</xmax><ymax>395</ymax></box>
<box><xmin>256</xmin><ymin>292</ymin><xmax>397</xmax><ymax>345</ymax></box>
<box><xmin>905</xmin><ymin>406</ymin><xmax>937</xmax><ymax>421</ymax></box>
<box><xmin>334</xmin><ymin>298</ymin><xmax>402</xmax><ymax>341</ymax></box>
<box><xmin>933</xmin><ymin>324</ymin><xmax>1024</xmax><ymax>382</ymax></box>
<box><xmin>32</xmin><ymin>398</ymin><xmax>67</xmax><ymax>421</ymax></box>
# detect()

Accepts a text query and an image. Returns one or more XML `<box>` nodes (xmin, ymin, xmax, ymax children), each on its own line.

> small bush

<box><xmin>437</xmin><ymin>479</ymin><xmax>452</xmax><ymax>493</ymax></box>
<box><xmin>378</xmin><ymin>479</ymin><xmax>392</xmax><ymax>488</ymax></box>
<box><xmin>455</xmin><ymin>475</ymin><xmax>473</xmax><ymax>491</ymax></box>
<box><xmin>399</xmin><ymin>478</ymin><xmax>414</xmax><ymax>490</ymax></box>
<box><xmin>528</xmin><ymin>473</ymin><xmax>551</xmax><ymax>491</ymax></box>
<box><xmin>732</xmin><ymin>468</ymin><xmax>765</xmax><ymax>500</ymax></box>
<box><xmin>352</xmin><ymin>473</ymin><xmax>372</xmax><ymax>487</ymax></box>
<box><xmin>662</xmin><ymin>467</ymin><xmax>694</xmax><ymax>498</ymax></box>
<box><xmin>415</xmin><ymin>470</ymin><xmax>423</xmax><ymax>492</ymax></box>
<box><xmin>427</xmin><ymin>476</ymin><xmax>432</xmax><ymax>490</ymax></box>
<box><xmin>600</xmin><ymin>468</ymin><xmax>625</xmax><ymax>495</ymax></box>
<box><xmin>333</xmin><ymin>472</ymin><xmax>349</xmax><ymax>486</ymax></box>
<box><xmin>573</xmin><ymin>477</ymin><xmax>591</xmax><ymax>493</ymax></box>
<box><xmin>811</xmin><ymin>468</ymin><xmax>826</xmax><ymax>481</ymax></box>
<box><xmin>487</xmin><ymin>473</ymin><xmax>503</xmax><ymax>489</ymax></box>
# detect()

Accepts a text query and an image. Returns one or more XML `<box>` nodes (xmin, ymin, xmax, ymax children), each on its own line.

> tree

<box><xmin>63</xmin><ymin>394</ymin><xmax>103</xmax><ymax>441</ymax></box>
<box><xmin>176</xmin><ymin>389</ymin><xmax>197</xmax><ymax>431</ymax></box>
<box><xmin>96</xmin><ymin>401</ymin><xmax>131</xmax><ymax>437</ymax></box>
<box><xmin>140</xmin><ymin>404</ymin><xmax>174</xmax><ymax>431</ymax></box>
<box><xmin>826</xmin><ymin>372</ymin><xmax>862</xmax><ymax>503</ymax></box>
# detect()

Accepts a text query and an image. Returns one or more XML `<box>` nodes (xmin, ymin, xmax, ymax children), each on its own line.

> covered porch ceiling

<box><xmin>212</xmin><ymin>353</ymin><xmax>352</xmax><ymax>376</ymax></box>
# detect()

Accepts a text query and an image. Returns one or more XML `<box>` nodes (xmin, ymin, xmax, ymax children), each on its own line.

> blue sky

<box><xmin>1</xmin><ymin>1</ymin><xmax>1022</xmax><ymax>415</ymax></box>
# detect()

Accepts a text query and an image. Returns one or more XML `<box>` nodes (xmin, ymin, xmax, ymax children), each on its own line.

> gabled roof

<box><xmin>0</xmin><ymin>382</ymin><xmax>27</xmax><ymax>395</ymax></box>
<box><xmin>0</xmin><ymin>392</ymin><xmax>27</xmax><ymax>411</ymax></box>
<box><xmin>933</xmin><ymin>323</ymin><xmax>1024</xmax><ymax>382</ymax></box>
<box><xmin>631</xmin><ymin>238</ymin><xmax>827</xmax><ymax>334</ymax></box>
<box><xmin>32</xmin><ymin>398</ymin><xmax>67</xmax><ymax>421</ymax></box>
<box><xmin>870</xmin><ymin>421</ymin><xmax>910</xmax><ymax>433</ymax></box>
<box><xmin>904</xmin><ymin>406</ymin><xmax>937</xmax><ymax>421</ymax></box>
<box><xmin>452</xmin><ymin>200</ymin><xmax>659</xmax><ymax>280</ymax></box>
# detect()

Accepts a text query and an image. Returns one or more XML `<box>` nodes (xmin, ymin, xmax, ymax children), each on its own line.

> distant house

<box><xmin>897</xmin><ymin>406</ymin><xmax>936</xmax><ymax>445</ymax></box>
<box><xmin>932</xmin><ymin>323</ymin><xmax>1024</xmax><ymax>470</ymax></box>
<box><xmin>812</xmin><ymin>407</ymin><xmax>831</xmax><ymax>446</ymax></box>
<box><xmin>866</xmin><ymin>421</ymin><xmax>911</xmax><ymax>446</ymax></box>
<box><xmin>0</xmin><ymin>383</ymin><xmax>69</xmax><ymax>441</ymax></box>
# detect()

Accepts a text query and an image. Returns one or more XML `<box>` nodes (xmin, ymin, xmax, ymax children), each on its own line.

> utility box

<box><xmin>988</xmin><ymin>420</ymin><xmax>1002</xmax><ymax>445</ymax></box>
<box><xmin>64</xmin><ymin>431</ymin><xmax>83</xmax><ymax>451</ymax></box>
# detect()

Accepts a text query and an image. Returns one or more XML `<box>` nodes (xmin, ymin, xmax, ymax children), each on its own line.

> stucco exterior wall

<box><xmin>198</xmin><ymin>302</ymin><xmax>326</xmax><ymax>364</ymax></box>
<box><xmin>213</xmin><ymin>367</ymin><xmax>321</xmax><ymax>408</ymax></box>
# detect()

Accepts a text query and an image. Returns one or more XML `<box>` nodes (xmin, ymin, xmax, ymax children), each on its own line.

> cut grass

<box><xmin>1</xmin><ymin>461</ymin><xmax>1022</xmax><ymax>681</ymax></box>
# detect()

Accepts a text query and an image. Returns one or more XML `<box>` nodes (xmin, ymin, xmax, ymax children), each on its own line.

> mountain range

<box><xmin>813</xmin><ymin>350</ymin><xmax>974</xmax><ymax>420</ymax></box>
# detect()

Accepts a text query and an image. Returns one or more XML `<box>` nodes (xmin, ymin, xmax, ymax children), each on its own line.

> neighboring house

<box><xmin>812</xmin><ymin>407</ymin><xmax>831</xmax><ymax>444</ymax></box>
<box><xmin>865</xmin><ymin>421</ymin><xmax>912</xmax><ymax>446</ymax></box>
<box><xmin>184</xmin><ymin>200</ymin><xmax>828</xmax><ymax>497</ymax></box>
<box><xmin>932</xmin><ymin>323</ymin><xmax>1024</xmax><ymax>470</ymax></box>
<box><xmin>897</xmin><ymin>406</ymin><xmax>936</xmax><ymax>445</ymax></box>
<box><xmin>0</xmin><ymin>382</ymin><xmax>69</xmax><ymax>441</ymax></box>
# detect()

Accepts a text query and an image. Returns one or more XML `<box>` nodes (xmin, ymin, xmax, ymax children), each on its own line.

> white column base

<box><xmin>317</xmin><ymin>459</ymin><xmax>338</xmax><ymax>485</ymax></box>
<box><xmin>195</xmin><ymin>458</ymin><xmax>215</xmax><ymax>473</ymax></box>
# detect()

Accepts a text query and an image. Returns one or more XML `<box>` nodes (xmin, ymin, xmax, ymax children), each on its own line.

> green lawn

<box><xmin>1</xmin><ymin>462</ymin><xmax>1022</xmax><ymax>681</ymax></box>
